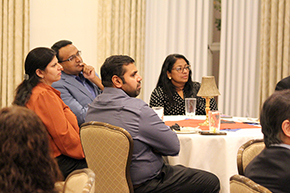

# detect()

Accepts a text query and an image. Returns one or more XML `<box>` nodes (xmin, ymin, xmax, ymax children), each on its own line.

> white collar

<box><xmin>270</xmin><ymin>143</ymin><xmax>290</xmax><ymax>150</ymax></box>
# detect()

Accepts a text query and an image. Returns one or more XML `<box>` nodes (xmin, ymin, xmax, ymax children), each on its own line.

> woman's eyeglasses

<box><xmin>172</xmin><ymin>65</ymin><xmax>191</xmax><ymax>73</ymax></box>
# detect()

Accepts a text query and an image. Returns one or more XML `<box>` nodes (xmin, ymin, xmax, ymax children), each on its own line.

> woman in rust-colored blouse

<box><xmin>13</xmin><ymin>47</ymin><xmax>87</xmax><ymax>179</ymax></box>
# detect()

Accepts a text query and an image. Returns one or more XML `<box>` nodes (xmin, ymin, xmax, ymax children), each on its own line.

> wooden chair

<box><xmin>80</xmin><ymin>121</ymin><xmax>134</xmax><ymax>193</ymax></box>
<box><xmin>55</xmin><ymin>168</ymin><xmax>95</xmax><ymax>193</ymax></box>
<box><xmin>230</xmin><ymin>174</ymin><xmax>272</xmax><ymax>193</ymax></box>
<box><xmin>237</xmin><ymin>139</ymin><xmax>265</xmax><ymax>175</ymax></box>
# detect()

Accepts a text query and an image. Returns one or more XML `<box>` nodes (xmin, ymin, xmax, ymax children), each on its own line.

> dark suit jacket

<box><xmin>52</xmin><ymin>72</ymin><xmax>101</xmax><ymax>126</ymax></box>
<box><xmin>275</xmin><ymin>76</ymin><xmax>290</xmax><ymax>91</ymax></box>
<box><xmin>244</xmin><ymin>146</ymin><xmax>290</xmax><ymax>193</ymax></box>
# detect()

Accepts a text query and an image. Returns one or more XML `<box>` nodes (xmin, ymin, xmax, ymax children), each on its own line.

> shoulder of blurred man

<box><xmin>275</xmin><ymin>76</ymin><xmax>290</xmax><ymax>91</ymax></box>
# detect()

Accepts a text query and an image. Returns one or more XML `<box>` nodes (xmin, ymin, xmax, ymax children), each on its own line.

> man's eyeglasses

<box><xmin>172</xmin><ymin>65</ymin><xmax>191</xmax><ymax>73</ymax></box>
<box><xmin>59</xmin><ymin>51</ymin><xmax>82</xmax><ymax>63</ymax></box>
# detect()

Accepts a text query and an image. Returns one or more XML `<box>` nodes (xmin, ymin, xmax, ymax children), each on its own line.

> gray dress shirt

<box><xmin>85</xmin><ymin>87</ymin><xmax>180</xmax><ymax>185</ymax></box>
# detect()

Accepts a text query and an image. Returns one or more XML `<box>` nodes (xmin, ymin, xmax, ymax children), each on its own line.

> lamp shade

<box><xmin>197</xmin><ymin>76</ymin><xmax>220</xmax><ymax>97</ymax></box>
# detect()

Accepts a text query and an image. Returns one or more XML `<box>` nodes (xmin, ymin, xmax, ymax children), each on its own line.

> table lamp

<box><xmin>197</xmin><ymin>76</ymin><xmax>220</xmax><ymax>126</ymax></box>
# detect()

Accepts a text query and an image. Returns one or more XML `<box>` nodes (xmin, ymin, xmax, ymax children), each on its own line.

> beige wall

<box><xmin>30</xmin><ymin>0</ymin><xmax>100</xmax><ymax>73</ymax></box>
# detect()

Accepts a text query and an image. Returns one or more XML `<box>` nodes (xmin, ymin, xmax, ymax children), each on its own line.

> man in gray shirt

<box><xmin>85</xmin><ymin>55</ymin><xmax>220</xmax><ymax>193</ymax></box>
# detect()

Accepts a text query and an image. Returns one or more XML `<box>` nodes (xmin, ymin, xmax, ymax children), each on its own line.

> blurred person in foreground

<box><xmin>85</xmin><ymin>55</ymin><xmax>220</xmax><ymax>193</ymax></box>
<box><xmin>245</xmin><ymin>89</ymin><xmax>290</xmax><ymax>193</ymax></box>
<box><xmin>150</xmin><ymin>54</ymin><xmax>217</xmax><ymax>115</ymax></box>
<box><xmin>51</xmin><ymin>40</ymin><xmax>103</xmax><ymax>126</ymax></box>
<box><xmin>13</xmin><ymin>47</ymin><xmax>87</xmax><ymax>179</ymax></box>
<box><xmin>0</xmin><ymin>106</ymin><xmax>62</xmax><ymax>193</ymax></box>
<box><xmin>275</xmin><ymin>76</ymin><xmax>290</xmax><ymax>91</ymax></box>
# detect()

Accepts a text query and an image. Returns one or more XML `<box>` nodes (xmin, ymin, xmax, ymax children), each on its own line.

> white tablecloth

<box><xmin>164</xmin><ymin>116</ymin><xmax>263</xmax><ymax>193</ymax></box>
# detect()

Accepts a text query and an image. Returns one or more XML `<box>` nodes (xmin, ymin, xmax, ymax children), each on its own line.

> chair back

<box><xmin>55</xmin><ymin>168</ymin><xmax>95</xmax><ymax>193</ymax></box>
<box><xmin>237</xmin><ymin>139</ymin><xmax>265</xmax><ymax>175</ymax></box>
<box><xmin>230</xmin><ymin>174</ymin><xmax>272</xmax><ymax>193</ymax></box>
<box><xmin>80</xmin><ymin>121</ymin><xmax>134</xmax><ymax>193</ymax></box>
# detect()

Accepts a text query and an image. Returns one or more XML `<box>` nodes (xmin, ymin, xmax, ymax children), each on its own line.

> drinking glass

<box><xmin>209</xmin><ymin>110</ymin><xmax>221</xmax><ymax>133</ymax></box>
<box><xmin>152</xmin><ymin>107</ymin><xmax>164</xmax><ymax>121</ymax></box>
<box><xmin>185</xmin><ymin>98</ymin><xmax>196</xmax><ymax>118</ymax></box>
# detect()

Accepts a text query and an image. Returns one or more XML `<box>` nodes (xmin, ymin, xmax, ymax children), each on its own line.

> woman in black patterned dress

<box><xmin>149</xmin><ymin>54</ymin><xmax>217</xmax><ymax>115</ymax></box>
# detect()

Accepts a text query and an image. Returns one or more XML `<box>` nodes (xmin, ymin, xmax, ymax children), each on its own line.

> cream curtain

<box><xmin>260</xmin><ymin>0</ymin><xmax>290</xmax><ymax>105</ymax></box>
<box><xmin>96</xmin><ymin>0</ymin><xmax>146</xmax><ymax>98</ymax></box>
<box><xmin>217</xmin><ymin>0</ymin><xmax>261</xmax><ymax>118</ymax></box>
<box><xmin>0</xmin><ymin>0</ymin><xmax>30</xmax><ymax>108</ymax></box>
<box><xmin>143</xmin><ymin>0</ymin><xmax>213</xmax><ymax>104</ymax></box>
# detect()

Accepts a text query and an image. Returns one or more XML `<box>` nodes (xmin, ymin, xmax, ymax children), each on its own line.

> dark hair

<box><xmin>51</xmin><ymin>40</ymin><xmax>72</xmax><ymax>61</ymax></box>
<box><xmin>13</xmin><ymin>47</ymin><xmax>56</xmax><ymax>106</ymax></box>
<box><xmin>260</xmin><ymin>90</ymin><xmax>290</xmax><ymax>147</ymax></box>
<box><xmin>156</xmin><ymin>54</ymin><xmax>194</xmax><ymax>104</ymax></box>
<box><xmin>0</xmin><ymin>106</ymin><xmax>62</xmax><ymax>192</ymax></box>
<box><xmin>101</xmin><ymin>55</ymin><xmax>135</xmax><ymax>87</ymax></box>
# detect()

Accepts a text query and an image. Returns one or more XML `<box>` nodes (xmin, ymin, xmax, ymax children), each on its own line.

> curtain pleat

<box><xmin>219</xmin><ymin>0</ymin><xmax>260</xmax><ymax>117</ymax></box>
<box><xmin>283</xmin><ymin>1</ymin><xmax>290</xmax><ymax>77</ymax></box>
<box><xmin>96</xmin><ymin>0</ymin><xmax>146</xmax><ymax>98</ymax></box>
<box><xmin>143</xmin><ymin>0</ymin><xmax>212</xmax><ymax>104</ymax></box>
<box><xmin>259</xmin><ymin>0</ymin><xmax>290</xmax><ymax>106</ymax></box>
<box><xmin>0</xmin><ymin>0</ymin><xmax>30</xmax><ymax>108</ymax></box>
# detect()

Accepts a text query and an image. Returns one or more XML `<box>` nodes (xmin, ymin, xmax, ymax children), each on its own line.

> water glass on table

<box><xmin>185</xmin><ymin>98</ymin><xmax>196</xmax><ymax>119</ymax></box>
<box><xmin>209</xmin><ymin>110</ymin><xmax>221</xmax><ymax>133</ymax></box>
<box><xmin>152</xmin><ymin>107</ymin><xmax>164</xmax><ymax>121</ymax></box>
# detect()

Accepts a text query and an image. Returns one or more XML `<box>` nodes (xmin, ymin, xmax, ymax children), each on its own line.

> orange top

<box><xmin>26</xmin><ymin>83</ymin><xmax>85</xmax><ymax>159</ymax></box>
